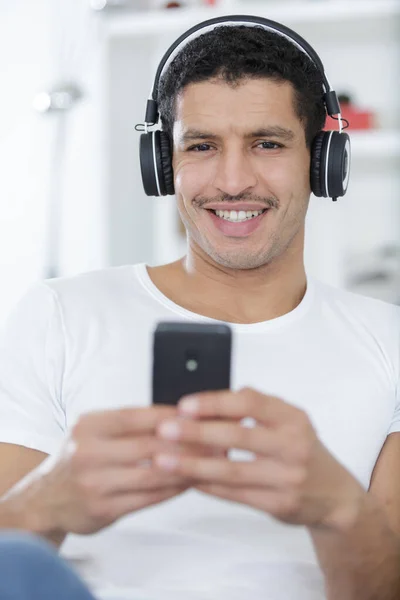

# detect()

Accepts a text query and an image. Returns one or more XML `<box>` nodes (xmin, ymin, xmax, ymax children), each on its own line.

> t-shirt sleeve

<box><xmin>0</xmin><ymin>282</ymin><xmax>66</xmax><ymax>455</ymax></box>
<box><xmin>387</xmin><ymin>315</ymin><xmax>400</xmax><ymax>435</ymax></box>
<box><xmin>388</xmin><ymin>384</ymin><xmax>400</xmax><ymax>435</ymax></box>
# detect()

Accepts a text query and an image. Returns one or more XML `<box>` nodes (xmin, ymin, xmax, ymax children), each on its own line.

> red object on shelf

<box><xmin>165</xmin><ymin>0</ymin><xmax>217</xmax><ymax>6</ymax></box>
<box><xmin>324</xmin><ymin>102</ymin><xmax>375</xmax><ymax>131</ymax></box>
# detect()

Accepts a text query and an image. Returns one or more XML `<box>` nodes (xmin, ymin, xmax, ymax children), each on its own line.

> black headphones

<box><xmin>137</xmin><ymin>15</ymin><xmax>351</xmax><ymax>202</ymax></box>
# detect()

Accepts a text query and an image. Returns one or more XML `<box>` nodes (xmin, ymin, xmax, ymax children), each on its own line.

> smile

<box><xmin>209</xmin><ymin>209</ymin><xmax>267</xmax><ymax>222</ymax></box>
<box><xmin>205</xmin><ymin>208</ymin><xmax>270</xmax><ymax>238</ymax></box>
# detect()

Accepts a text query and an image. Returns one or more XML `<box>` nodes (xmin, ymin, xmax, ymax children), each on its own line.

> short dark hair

<box><xmin>158</xmin><ymin>25</ymin><xmax>327</xmax><ymax>148</ymax></box>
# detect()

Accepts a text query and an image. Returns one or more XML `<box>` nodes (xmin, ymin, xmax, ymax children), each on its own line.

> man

<box><xmin>0</xmin><ymin>19</ymin><xmax>399</xmax><ymax>600</ymax></box>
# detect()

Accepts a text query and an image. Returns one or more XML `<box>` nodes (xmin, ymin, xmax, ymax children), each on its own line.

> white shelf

<box><xmin>350</xmin><ymin>130</ymin><xmax>400</xmax><ymax>159</ymax></box>
<box><xmin>103</xmin><ymin>0</ymin><xmax>400</xmax><ymax>39</ymax></box>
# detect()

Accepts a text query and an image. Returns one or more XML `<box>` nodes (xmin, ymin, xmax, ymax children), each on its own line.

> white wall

<box><xmin>0</xmin><ymin>1</ymin><xmax>107</xmax><ymax>325</ymax></box>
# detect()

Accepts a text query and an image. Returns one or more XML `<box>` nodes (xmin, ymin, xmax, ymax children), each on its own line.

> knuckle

<box><xmin>290</xmin><ymin>441</ymin><xmax>312</xmax><ymax>466</ymax></box>
<box><xmin>71</xmin><ymin>413</ymin><xmax>99</xmax><ymax>443</ymax></box>
<box><xmin>133</xmin><ymin>437</ymin><xmax>151</xmax><ymax>457</ymax></box>
<box><xmin>299</xmin><ymin>440</ymin><xmax>314</xmax><ymax>464</ymax></box>
<box><xmin>287</xmin><ymin>467</ymin><xmax>308</xmax><ymax>488</ymax></box>
<box><xmin>277</xmin><ymin>493</ymin><xmax>300</xmax><ymax>520</ymax></box>
<box><xmin>249</xmin><ymin>396</ymin><xmax>260</xmax><ymax>414</ymax></box>
<box><xmin>285</xmin><ymin>420</ymin><xmax>314</xmax><ymax>463</ymax></box>
<box><xmin>227</xmin><ymin>461</ymin><xmax>243</xmax><ymax>480</ymax></box>
<box><xmin>69</xmin><ymin>448</ymin><xmax>86</xmax><ymax>474</ymax></box>
<box><xmin>70</xmin><ymin>444</ymin><xmax>94</xmax><ymax>473</ymax></box>
<box><xmin>239</xmin><ymin>386</ymin><xmax>254</xmax><ymax>396</ymax></box>
<box><xmin>240</xmin><ymin>386</ymin><xmax>258</xmax><ymax>403</ymax></box>
<box><xmin>115</xmin><ymin>408</ymin><xmax>132</xmax><ymax>430</ymax></box>
<box><xmin>88</xmin><ymin>501</ymin><xmax>114</xmax><ymax>523</ymax></box>
<box><xmin>78</xmin><ymin>475</ymin><xmax>104</xmax><ymax>499</ymax></box>
<box><xmin>131</xmin><ymin>468</ymin><xmax>161</xmax><ymax>489</ymax></box>
<box><xmin>236</xmin><ymin>425</ymin><xmax>251</xmax><ymax>448</ymax></box>
<box><xmin>294</xmin><ymin>410</ymin><xmax>312</xmax><ymax>432</ymax></box>
<box><xmin>132</xmin><ymin>469</ymin><xmax>148</xmax><ymax>487</ymax></box>
<box><xmin>71</xmin><ymin>417</ymin><xmax>88</xmax><ymax>441</ymax></box>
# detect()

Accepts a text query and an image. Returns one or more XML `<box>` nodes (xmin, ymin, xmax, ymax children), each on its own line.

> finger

<box><xmin>86</xmin><ymin>467</ymin><xmax>197</xmax><ymax>495</ymax></box>
<box><xmin>178</xmin><ymin>388</ymin><xmax>297</xmax><ymax>427</ymax></box>
<box><xmin>78</xmin><ymin>437</ymin><xmax>227</xmax><ymax>467</ymax></box>
<box><xmin>195</xmin><ymin>484</ymin><xmax>302</xmax><ymax>523</ymax></box>
<box><xmin>106</xmin><ymin>486</ymin><xmax>190</xmax><ymax>521</ymax></box>
<box><xmin>157</xmin><ymin>418</ymin><xmax>284</xmax><ymax>458</ymax></box>
<box><xmin>74</xmin><ymin>406</ymin><xmax>179</xmax><ymax>439</ymax></box>
<box><xmin>195</xmin><ymin>483</ymin><xmax>259</xmax><ymax>505</ymax></box>
<box><xmin>193</xmin><ymin>483</ymin><xmax>286</xmax><ymax>515</ymax></box>
<box><xmin>75</xmin><ymin>437</ymin><xmax>167</xmax><ymax>467</ymax></box>
<box><xmin>154</xmin><ymin>454</ymin><xmax>302</xmax><ymax>488</ymax></box>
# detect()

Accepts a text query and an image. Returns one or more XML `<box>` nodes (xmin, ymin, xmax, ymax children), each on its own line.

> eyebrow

<box><xmin>180</xmin><ymin>126</ymin><xmax>296</xmax><ymax>143</ymax></box>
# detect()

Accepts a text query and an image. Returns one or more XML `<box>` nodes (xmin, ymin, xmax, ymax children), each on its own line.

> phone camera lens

<box><xmin>186</xmin><ymin>359</ymin><xmax>198</xmax><ymax>372</ymax></box>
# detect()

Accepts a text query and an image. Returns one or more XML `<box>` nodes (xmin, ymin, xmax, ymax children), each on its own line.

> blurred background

<box><xmin>1</xmin><ymin>0</ymin><xmax>399</xmax><ymax>325</ymax></box>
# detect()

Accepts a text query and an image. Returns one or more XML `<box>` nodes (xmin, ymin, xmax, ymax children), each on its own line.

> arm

<box><xmin>0</xmin><ymin>442</ymin><xmax>67</xmax><ymax>548</ymax></box>
<box><xmin>0</xmin><ymin>407</ymin><xmax>211</xmax><ymax>552</ymax></box>
<box><xmin>310</xmin><ymin>432</ymin><xmax>400</xmax><ymax>600</ymax></box>
<box><xmin>310</xmin><ymin>491</ymin><xmax>400</xmax><ymax>600</ymax></box>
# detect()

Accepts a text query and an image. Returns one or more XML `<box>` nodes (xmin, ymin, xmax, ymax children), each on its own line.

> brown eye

<box><xmin>188</xmin><ymin>144</ymin><xmax>212</xmax><ymax>152</ymax></box>
<box><xmin>258</xmin><ymin>142</ymin><xmax>282</xmax><ymax>150</ymax></box>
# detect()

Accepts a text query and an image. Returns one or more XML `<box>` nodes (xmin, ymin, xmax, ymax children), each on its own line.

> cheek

<box><xmin>261</xmin><ymin>153</ymin><xmax>310</xmax><ymax>196</ymax></box>
<box><xmin>174</xmin><ymin>158</ymin><xmax>215</xmax><ymax>203</ymax></box>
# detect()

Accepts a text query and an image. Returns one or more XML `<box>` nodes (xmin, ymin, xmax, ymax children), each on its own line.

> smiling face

<box><xmin>172</xmin><ymin>77</ymin><xmax>312</xmax><ymax>271</ymax></box>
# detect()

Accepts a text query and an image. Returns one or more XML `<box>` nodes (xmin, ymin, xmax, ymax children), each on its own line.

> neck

<box><xmin>147</xmin><ymin>240</ymin><xmax>308</xmax><ymax>325</ymax></box>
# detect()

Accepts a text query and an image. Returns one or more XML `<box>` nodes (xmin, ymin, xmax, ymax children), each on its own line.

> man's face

<box><xmin>172</xmin><ymin>77</ymin><xmax>312</xmax><ymax>270</ymax></box>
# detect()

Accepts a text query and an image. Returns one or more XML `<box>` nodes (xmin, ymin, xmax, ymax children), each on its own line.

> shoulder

<box><xmin>310</xmin><ymin>277</ymin><xmax>400</xmax><ymax>374</ymax></box>
<box><xmin>42</xmin><ymin>264</ymin><xmax>140</xmax><ymax>308</ymax></box>
<box><xmin>311</xmin><ymin>276</ymin><xmax>400</xmax><ymax>328</ymax></box>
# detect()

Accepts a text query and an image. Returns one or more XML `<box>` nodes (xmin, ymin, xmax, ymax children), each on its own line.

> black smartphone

<box><xmin>152</xmin><ymin>322</ymin><xmax>232</xmax><ymax>406</ymax></box>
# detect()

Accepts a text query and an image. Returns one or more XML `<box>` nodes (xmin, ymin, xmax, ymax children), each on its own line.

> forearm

<box><xmin>0</xmin><ymin>473</ymin><xmax>67</xmax><ymax>549</ymax></box>
<box><xmin>310</xmin><ymin>492</ymin><xmax>400</xmax><ymax>600</ymax></box>
<box><xmin>0</xmin><ymin>496</ymin><xmax>66</xmax><ymax>549</ymax></box>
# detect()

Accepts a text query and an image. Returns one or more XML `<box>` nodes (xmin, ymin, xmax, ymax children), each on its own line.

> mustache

<box><xmin>193</xmin><ymin>192</ymin><xmax>279</xmax><ymax>210</ymax></box>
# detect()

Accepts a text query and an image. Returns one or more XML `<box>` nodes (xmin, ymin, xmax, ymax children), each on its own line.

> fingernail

<box><xmin>155</xmin><ymin>454</ymin><xmax>179</xmax><ymax>471</ymax></box>
<box><xmin>179</xmin><ymin>396</ymin><xmax>199</xmax><ymax>415</ymax></box>
<box><xmin>158</xmin><ymin>420</ymin><xmax>181</xmax><ymax>440</ymax></box>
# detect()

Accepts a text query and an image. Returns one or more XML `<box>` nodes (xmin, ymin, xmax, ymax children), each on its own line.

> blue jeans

<box><xmin>0</xmin><ymin>531</ymin><xmax>96</xmax><ymax>600</ymax></box>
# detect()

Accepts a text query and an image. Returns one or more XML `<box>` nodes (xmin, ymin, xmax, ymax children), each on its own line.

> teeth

<box><xmin>214</xmin><ymin>209</ymin><xmax>265</xmax><ymax>222</ymax></box>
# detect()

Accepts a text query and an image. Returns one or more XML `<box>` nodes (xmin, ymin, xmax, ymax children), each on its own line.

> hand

<box><xmin>18</xmin><ymin>406</ymin><xmax>224</xmax><ymax>537</ymax></box>
<box><xmin>154</xmin><ymin>388</ymin><xmax>366</xmax><ymax>531</ymax></box>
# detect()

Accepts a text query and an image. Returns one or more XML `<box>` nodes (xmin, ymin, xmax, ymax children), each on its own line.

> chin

<box><xmin>205</xmin><ymin>248</ymin><xmax>274</xmax><ymax>271</ymax></box>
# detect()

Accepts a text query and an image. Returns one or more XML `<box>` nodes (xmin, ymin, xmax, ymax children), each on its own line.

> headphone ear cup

<box><xmin>139</xmin><ymin>130</ymin><xmax>174</xmax><ymax>196</ymax></box>
<box><xmin>311</xmin><ymin>131</ymin><xmax>351</xmax><ymax>200</ymax></box>
<box><xmin>140</xmin><ymin>132</ymin><xmax>159</xmax><ymax>197</ymax></box>
<box><xmin>159</xmin><ymin>131</ymin><xmax>175</xmax><ymax>196</ymax></box>
<box><xmin>326</xmin><ymin>131</ymin><xmax>351</xmax><ymax>199</ymax></box>
<box><xmin>310</xmin><ymin>131</ymin><xmax>327</xmax><ymax>197</ymax></box>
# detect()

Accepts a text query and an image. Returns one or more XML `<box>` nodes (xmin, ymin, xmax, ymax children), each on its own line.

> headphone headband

<box><xmin>144</xmin><ymin>15</ymin><xmax>341</xmax><ymax>128</ymax></box>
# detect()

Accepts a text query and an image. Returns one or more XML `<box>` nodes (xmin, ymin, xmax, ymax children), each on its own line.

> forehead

<box><xmin>174</xmin><ymin>77</ymin><xmax>303</xmax><ymax>136</ymax></box>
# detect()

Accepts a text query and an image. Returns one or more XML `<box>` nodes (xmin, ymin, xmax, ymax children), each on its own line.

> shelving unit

<box><xmin>104</xmin><ymin>0</ymin><xmax>400</xmax><ymax>38</ymax></box>
<box><xmin>350</xmin><ymin>130</ymin><xmax>400</xmax><ymax>160</ymax></box>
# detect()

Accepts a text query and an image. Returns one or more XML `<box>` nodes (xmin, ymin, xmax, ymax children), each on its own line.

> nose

<box><xmin>212</xmin><ymin>146</ymin><xmax>258</xmax><ymax>197</ymax></box>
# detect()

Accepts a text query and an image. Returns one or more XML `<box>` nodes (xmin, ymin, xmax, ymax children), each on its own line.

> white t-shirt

<box><xmin>0</xmin><ymin>263</ymin><xmax>399</xmax><ymax>600</ymax></box>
